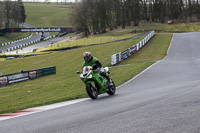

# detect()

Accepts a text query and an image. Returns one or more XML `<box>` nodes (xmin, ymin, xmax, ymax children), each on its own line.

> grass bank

<box><xmin>134</xmin><ymin>22</ymin><xmax>200</xmax><ymax>32</ymax></box>
<box><xmin>37</xmin><ymin>29</ymin><xmax>144</xmax><ymax>52</ymax></box>
<box><xmin>24</xmin><ymin>3</ymin><xmax>72</xmax><ymax>27</ymax></box>
<box><xmin>0</xmin><ymin>33</ymin><xmax>172</xmax><ymax>114</ymax></box>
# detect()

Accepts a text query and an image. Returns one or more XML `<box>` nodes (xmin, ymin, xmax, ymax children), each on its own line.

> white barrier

<box><xmin>111</xmin><ymin>30</ymin><xmax>155</xmax><ymax>65</ymax></box>
<box><xmin>0</xmin><ymin>33</ymin><xmax>33</xmax><ymax>47</ymax></box>
<box><xmin>2</xmin><ymin>33</ymin><xmax>60</xmax><ymax>52</ymax></box>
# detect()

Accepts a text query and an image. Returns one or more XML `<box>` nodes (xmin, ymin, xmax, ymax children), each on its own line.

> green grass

<box><xmin>38</xmin><ymin>29</ymin><xmax>142</xmax><ymax>52</ymax></box>
<box><xmin>118</xmin><ymin>33</ymin><xmax>173</xmax><ymax>65</ymax></box>
<box><xmin>135</xmin><ymin>22</ymin><xmax>200</xmax><ymax>32</ymax></box>
<box><xmin>24</xmin><ymin>3</ymin><xmax>72</xmax><ymax>27</ymax></box>
<box><xmin>0</xmin><ymin>33</ymin><xmax>172</xmax><ymax>114</ymax></box>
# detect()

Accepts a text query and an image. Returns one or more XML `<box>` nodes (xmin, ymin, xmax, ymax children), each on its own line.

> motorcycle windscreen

<box><xmin>83</xmin><ymin>66</ymin><xmax>92</xmax><ymax>75</ymax></box>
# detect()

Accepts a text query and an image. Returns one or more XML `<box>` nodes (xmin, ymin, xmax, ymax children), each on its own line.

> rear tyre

<box><xmin>107</xmin><ymin>79</ymin><xmax>116</xmax><ymax>95</ymax></box>
<box><xmin>86</xmin><ymin>83</ymin><xmax>98</xmax><ymax>99</ymax></box>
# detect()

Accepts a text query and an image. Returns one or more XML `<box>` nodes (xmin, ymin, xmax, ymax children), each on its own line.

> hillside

<box><xmin>24</xmin><ymin>3</ymin><xmax>72</xmax><ymax>27</ymax></box>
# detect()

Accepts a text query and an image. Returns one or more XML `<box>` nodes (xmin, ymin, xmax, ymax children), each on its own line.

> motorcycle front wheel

<box><xmin>107</xmin><ymin>79</ymin><xmax>116</xmax><ymax>95</ymax></box>
<box><xmin>86</xmin><ymin>83</ymin><xmax>98</xmax><ymax>99</ymax></box>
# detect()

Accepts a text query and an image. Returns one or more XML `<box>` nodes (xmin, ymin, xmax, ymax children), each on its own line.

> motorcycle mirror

<box><xmin>76</xmin><ymin>71</ymin><xmax>80</xmax><ymax>74</ymax></box>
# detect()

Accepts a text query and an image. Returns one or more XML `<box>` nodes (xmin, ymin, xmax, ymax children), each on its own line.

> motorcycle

<box><xmin>77</xmin><ymin>66</ymin><xmax>116</xmax><ymax>99</ymax></box>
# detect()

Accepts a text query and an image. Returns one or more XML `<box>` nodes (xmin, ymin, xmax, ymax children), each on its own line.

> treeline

<box><xmin>70</xmin><ymin>0</ymin><xmax>200</xmax><ymax>35</ymax></box>
<box><xmin>0</xmin><ymin>0</ymin><xmax>26</xmax><ymax>29</ymax></box>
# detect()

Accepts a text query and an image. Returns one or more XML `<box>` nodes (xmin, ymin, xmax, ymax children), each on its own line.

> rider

<box><xmin>82</xmin><ymin>52</ymin><xmax>112</xmax><ymax>85</ymax></box>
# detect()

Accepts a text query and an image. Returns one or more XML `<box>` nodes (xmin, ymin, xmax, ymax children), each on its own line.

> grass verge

<box><xmin>134</xmin><ymin>22</ymin><xmax>200</xmax><ymax>32</ymax></box>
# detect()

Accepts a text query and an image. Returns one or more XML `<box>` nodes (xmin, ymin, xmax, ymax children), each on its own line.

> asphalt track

<box><xmin>0</xmin><ymin>23</ymin><xmax>49</xmax><ymax>53</ymax></box>
<box><xmin>6</xmin><ymin>36</ymin><xmax>71</xmax><ymax>54</ymax></box>
<box><xmin>1</xmin><ymin>32</ymin><xmax>200</xmax><ymax>133</ymax></box>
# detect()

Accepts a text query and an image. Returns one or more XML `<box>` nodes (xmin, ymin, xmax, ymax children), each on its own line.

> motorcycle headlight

<box><xmin>87</xmin><ymin>74</ymin><xmax>92</xmax><ymax>79</ymax></box>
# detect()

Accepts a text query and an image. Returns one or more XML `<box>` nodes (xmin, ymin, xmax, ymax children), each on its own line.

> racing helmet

<box><xmin>83</xmin><ymin>52</ymin><xmax>92</xmax><ymax>62</ymax></box>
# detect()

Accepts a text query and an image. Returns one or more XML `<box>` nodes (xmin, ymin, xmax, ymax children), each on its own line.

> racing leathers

<box><xmin>82</xmin><ymin>56</ymin><xmax>111</xmax><ymax>82</ymax></box>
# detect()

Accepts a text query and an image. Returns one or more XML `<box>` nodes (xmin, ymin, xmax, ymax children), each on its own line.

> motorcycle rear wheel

<box><xmin>107</xmin><ymin>79</ymin><xmax>116</xmax><ymax>95</ymax></box>
<box><xmin>86</xmin><ymin>83</ymin><xmax>98</xmax><ymax>99</ymax></box>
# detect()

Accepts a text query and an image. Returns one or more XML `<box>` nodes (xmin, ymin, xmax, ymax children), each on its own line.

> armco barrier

<box><xmin>0</xmin><ymin>66</ymin><xmax>56</xmax><ymax>87</ymax></box>
<box><xmin>111</xmin><ymin>30</ymin><xmax>155</xmax><ymax>65</ymax></box>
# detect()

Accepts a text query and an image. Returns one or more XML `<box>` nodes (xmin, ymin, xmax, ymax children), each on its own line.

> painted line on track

<box><xmin>117</xmin><ymin>33</ymin><xmax>174</xmax><ymax>89</ymax></box>
<box><xmin>116</xmin><ymin>60</ymin><xmax>161</xmax><ymax>89</ymax></box>
<box><xmin>0</xmin><ymin>98</ymin><xmax>89</xmax><ymax>121</ymax></box>
<box><xmin>167</xmin><ymin>33</ymin><xmax>174</xmax><ymax>55</ymax></box>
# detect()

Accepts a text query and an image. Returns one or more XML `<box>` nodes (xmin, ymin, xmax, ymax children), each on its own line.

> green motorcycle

<box><xmin>77</xmin><ymin>66</ymin><xmax>116</xmax><ymax>99</ymax></box>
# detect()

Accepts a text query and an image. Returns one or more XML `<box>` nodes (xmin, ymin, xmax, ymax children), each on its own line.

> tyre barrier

<box><xmin>43</xmin><ymin>35</ymin><xmax>56</xmax><ymax>41</ymax></box>
<box><xmin>0</xmin><ymin>66</ymin><xmax>56</xmax><ymax>87</ymax></box>
<box><xmin>111</xmin><ymin>30</ymin><xmax>155</xmax><ymax>65</ymax></box>
<box><xmin>4</xmin><ymin>35</ymin><xmax>57</xmax><ymax>52</ymax></box>
<box><xmin>0</xmin><ymin>33</ymin><xmax>33</xmax><ymax>47</ymax></box>
<box><xmin>6</xmin><ymin>38</ymin><xmax>41</xmax><ymax>52</ymax></box>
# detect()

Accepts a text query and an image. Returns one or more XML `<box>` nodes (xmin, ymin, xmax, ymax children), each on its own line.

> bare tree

<box><xmin>70</xmin><ymin>1</ymin><xmax>90</xmax><ymax>36</ymax></box>
<box><xmin>69</xmin><ymin>0</ymin><xmax>200</xmax><ymax>35</ymax></box>
<box><xmin>18</xmin><ymin>0</ymin><xmax>26</xmax><ymax>24</ymax></box>
<box><xmin>0</xmin><ymin>3</ymin><xmax>3</xmax><ymax>29</ymax></box>
<box><xmin>4</xmin><ymin>0</ymin><xmax>12</xmax><ymax>28</ymax></box>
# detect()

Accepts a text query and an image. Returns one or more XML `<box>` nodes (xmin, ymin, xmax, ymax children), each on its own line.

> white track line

<box><xmin>167</xmin><ymin>33</ymin><xmax>174</xmax><ymax>55</ymax></box>
<box><xmin>117</xmin><ymin>60</ymin><xmax>161</xmax><ymax>89</ymax></box>
<box><xmin>0</xmin><ymin>98</ymin><xmax>88</xmax><ymax>121</ymax></box>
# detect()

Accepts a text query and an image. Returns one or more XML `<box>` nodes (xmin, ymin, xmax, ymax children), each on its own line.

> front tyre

<box><xmin>86</xmin><ymin>83</ymin><xmax>98</xmax><ymax>99</ymax></box>
<box><xmin>107</xmin><ymin>79</ymin><xmax>116</xmax><ymax>95</ymax></box>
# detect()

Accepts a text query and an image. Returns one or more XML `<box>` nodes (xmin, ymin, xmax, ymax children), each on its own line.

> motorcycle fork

<box><xmin>87</xmin><ymin>81</ymin><xmax>98</xmax><ymax>92</ymax></box>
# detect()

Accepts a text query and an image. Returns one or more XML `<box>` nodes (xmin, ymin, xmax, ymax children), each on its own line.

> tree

<box><xmin>70</xmin><ymin>0</ymin><xmax>200</xmax><ymax>35</ymax></box>
<box><xmin>11</xmin><ymin>2</ymin><xmax>20</xmax><ymax>27</ymax></box>
<box><xmin>70</xmin><ymin>1</ymin><xmax>90</xmax><ymax>36</ymax></box>
<box><xmin>0</xmin><ymin>4</ymin><xmax>3</xmax><ymax>29</ymax></box>
<box><xmin>0</xmin><ymin>0</ymin><xmax>26</xmax><ymax>29</ymax></box>
<box><xmin>18</xmin><ymin>0</ymin><xmax>26</xmax><ymax>24</ymax></box>
<box><xmin>4</xmin><ymin>0</ymin><xmax>12</xmax><ymax>28</ymax></box>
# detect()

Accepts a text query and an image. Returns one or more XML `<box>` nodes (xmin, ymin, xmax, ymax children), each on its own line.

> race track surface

<box><xmin>1</xmin><ymin>32</ymin><xmax>200</xmax><ymax>133</ymax></box>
